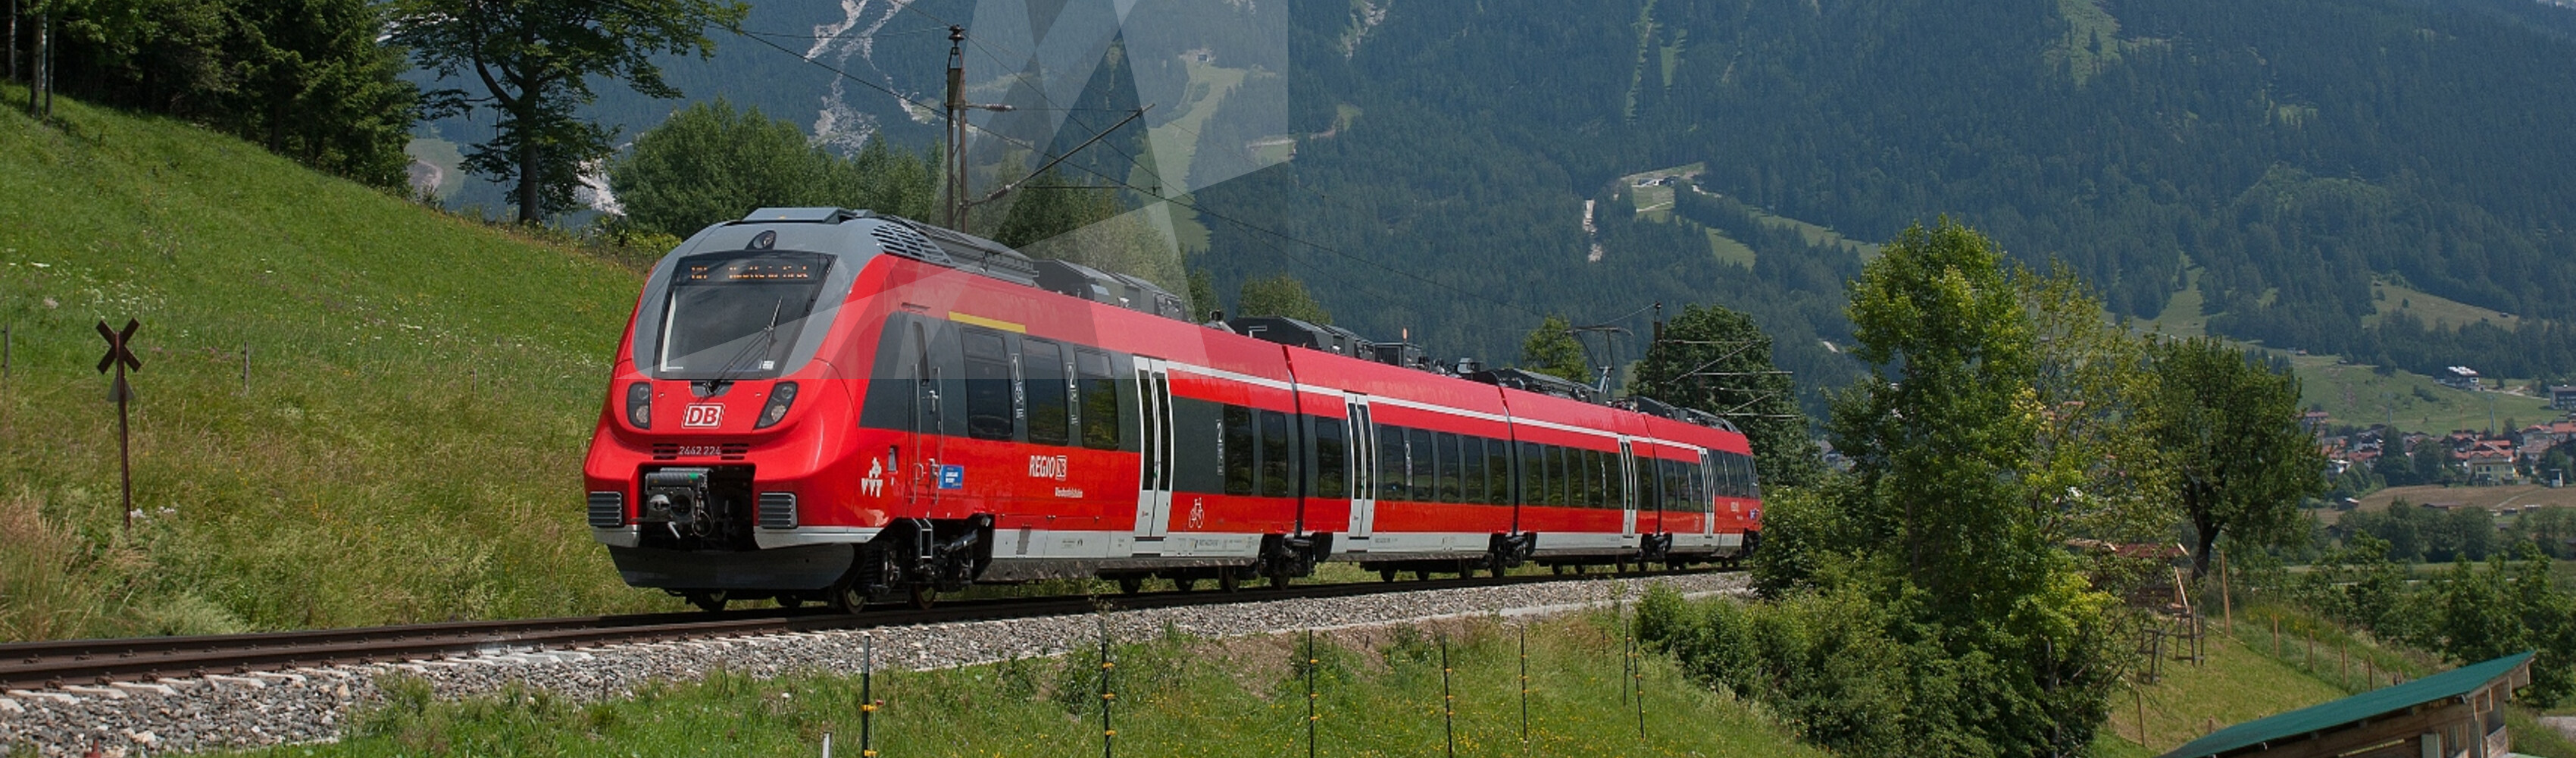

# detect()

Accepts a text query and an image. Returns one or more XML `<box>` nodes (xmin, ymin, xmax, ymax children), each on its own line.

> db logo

<box><xmin>682</xmin><ymin>404</ymin><xmax>724</xmax><ymax>428</ymax></box>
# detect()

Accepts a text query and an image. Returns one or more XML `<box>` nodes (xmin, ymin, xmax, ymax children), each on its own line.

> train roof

<box><xmin>724</xmin><ymin>208</ymin><xmax>1748</xmax><ymax>435</ymax></box>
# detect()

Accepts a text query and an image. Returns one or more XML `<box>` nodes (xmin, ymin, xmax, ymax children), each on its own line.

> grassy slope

<box><xmin>263</xmin><ymin>610</ymin><xmax>1828</xmax><ymax>758</ymax></box>
<box><xmin>2093</xmin><ymin>605</ymin><xmax>2576</xmax><ymax>758</ymax></box>
<box><xmin>0</xmin><ymin>86</ymin><xmax>675</xmax><ymax>641</ymax></box>
<box><xmin>2137</xmin><ymin>268</ymin><xmax>2559</xmax><ymax>434</ymax></box>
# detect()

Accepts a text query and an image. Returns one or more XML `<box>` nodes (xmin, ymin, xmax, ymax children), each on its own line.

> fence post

<box><xmin>821</xmin><ymin>731</ymin><xmax>833</xmax><ymax>758</ymax></box>
<box><xmin>4</xmin><ymin>322</ymin><xmax>11</xmax><ymax>377</ymax></box>
<box><xmin>860</xmin><ymin>635</ymin><xmax>877</xmax><ymax>757</ymax></box>
<box><xmin>1305</xmin><ymin>628</ymin><xmax>1318</xmax><ymax>758</ymax></box>
<box><xmin>1099</xmin><ymin>619</ymin><xmax>1116</xmax><ymax>758</ymax></box>
<box><xmin>240</xmin><ymin>346</ymin><xmax>249</xmax><ymax>395</ymax></box>
<box><xmin>1632</xmin><ymin>615</ymin><xmax>1646</xmax><ymax>741</ymax></box>
<box><xmin>1441</xmin><ymin>634</ymin><xmax>1455</xmax><ymax>758</ymax></box>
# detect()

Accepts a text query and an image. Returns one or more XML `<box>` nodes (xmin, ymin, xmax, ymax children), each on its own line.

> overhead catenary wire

<box><xmin>709</xmin><ymin>17</ymin><xmax>1563</xmax><ymax>331</ymax></box>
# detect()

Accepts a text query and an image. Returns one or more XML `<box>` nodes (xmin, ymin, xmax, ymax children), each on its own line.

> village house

<box><xmin>2553</xmin><ymin>384</ymin><xmax>2576</xmax><ymax>410</ymax></box>
<box><xmin>2443</xmin><ymin>365</ymin><xmax>2484</xmax><ymax>390</ymax></box>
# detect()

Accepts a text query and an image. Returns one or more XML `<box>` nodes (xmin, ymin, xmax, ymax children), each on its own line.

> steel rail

<box><xmin>0</xmin><ymin>568</ymin><xmax>1708</xmax><ymax>691</ymax></box>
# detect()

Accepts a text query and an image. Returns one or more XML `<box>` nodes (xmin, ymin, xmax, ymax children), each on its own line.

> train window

<box><xmin>1666</xmin><ymin>459</ymin><xmax>1688</xmax><ymax>512</ymax></box>
<box><xmin>1077</xmin><ymin>351</ymin><xmax>1119</xmax><ymax>450</ymax></box>
<box><xmin>1379</xmin><ymin>425</ymin><xmax>1408</xmax><ymax>502</ymax></box>
<box><xmin>961</xmin><ymin>328</ymin><xmax>1015</xmax><ymax>441</ymax></box>
<box><xmin>1576</xmin><ymin>451</ymin><xmax>1597</xmax><ymax>510</ymax></box>
<box><xmin>1315</xmin><ymin>417</ymin><xmax>1348</xmax><ymax>500</ymax></box>
<box><xmin>1407</xmin><ymin>428</ymin><xmax>1433</xmax><ymax>502</ymax></box>
<box><xmin>1222</xmin><ymin>406</ymin><xmax>1255</xmax><ymax>496</ymax></box>
<box><xmin>1461</xmin><ymin>436</ymin><xmax>1487</xmax><ymax>504</ymax></box>
<box><xmin>1519</xmin><ymin>442</ymin><xmax>1543</xmax><ymax>506</ymax></box>
<box><xmin>1538</xmin><ymin>445</ymin><xmax>1561</xmax><ymax>507</ymax></box>
<box><xmin>1435</xmin><ymin>433</ymin><xmax>1462</xmax><ymax>503</ymax></box>
<box><xmin>1485</xmin><ymin>439</ymin><xmax>1512</xmax><ymax>506</ymax></box>
<box><xmin>1607</xmin><ymin>447</ymin><xmax>1626</xmax><ymax>508</ymax></box>
<box><xmin>1024</xmin><ymin>340</ymin><xmax>1069</xmax><ymax>446</ymax></box>
<box><xmin>1260</xmin><ymin>410</ymin><xmax>1292</xmax><ymax>498</ymax></box>
<box><xmin>1637</xmin><ymin>456</ymin><xmax>1659</xmax><ymax>512</ymax></box>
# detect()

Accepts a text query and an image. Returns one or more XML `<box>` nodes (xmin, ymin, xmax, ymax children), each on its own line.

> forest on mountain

<box><xmin>1185</xmin><ymin>0</ymin><xmax>2576</xmax><ymax>412</ymax></box>
<box><xmin>22</xmin><ymin>0</ymin><xmax>2576</xmax><ymax>415</ymax></box>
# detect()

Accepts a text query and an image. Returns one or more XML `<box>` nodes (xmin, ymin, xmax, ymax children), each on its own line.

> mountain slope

<box><xmin>0</xmin><ymin>86</ymin><xmax>665</xmax><ymax>640</ymax></box>
<box><xmin>414</xmin><ymin>0</ymin><xmax>2576</xmax><ymax>415</ymax></box>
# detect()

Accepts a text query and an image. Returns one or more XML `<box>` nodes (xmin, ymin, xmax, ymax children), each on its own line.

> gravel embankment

<box><xmin>1</xmin><ymin>572</ymin><xmax>1744</xmax><ymax>756</ymax></box>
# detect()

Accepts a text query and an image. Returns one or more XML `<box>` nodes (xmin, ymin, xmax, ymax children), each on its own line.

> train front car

<box><xmin>585</xmin><ymin>208</ymin><xmax>922</xmax><ymax>612</ymax></box>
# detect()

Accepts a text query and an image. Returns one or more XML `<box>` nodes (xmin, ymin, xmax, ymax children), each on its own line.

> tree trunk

<box><xmin>2191</xmin><ymin>512</ymin><xmax>2219</xmax><ymax>581</ymax></box>
<box><xmin>515</xmin><ymin>105</ymin><xmax>541</xmax><ymax>224</ymax></box>
<box><xmin>27</xmin><ymin>11</ymin><xmax>42</xmax><ymax>118</ymax></box>
<box><xmin>9</xmin><ymin>0</ymin><xmax>19</xmax><ymax>85</ymax></box>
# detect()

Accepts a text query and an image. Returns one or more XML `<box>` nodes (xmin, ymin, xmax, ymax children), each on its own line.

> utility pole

<box><xmin>945</xmin><ymin>25</ymin><xmax>968</xmax><ymax>231</ymax></box>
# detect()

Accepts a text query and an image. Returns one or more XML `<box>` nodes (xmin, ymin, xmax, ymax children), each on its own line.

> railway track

<box><xmin>0</xmin><ymin>568</ymin><xmax>1708</xmax><ymax>691</ymax></box>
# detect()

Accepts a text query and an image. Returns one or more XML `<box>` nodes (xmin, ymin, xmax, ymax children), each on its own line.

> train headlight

<box><xmin>627</xmin><ymin>382</ymin><xmax>653</xmax><ymax>429</ymax></box>
<box><xmin>755</xmin><ymin>382</ymin><xmax>799</xmax><ymax>429</ymax></box>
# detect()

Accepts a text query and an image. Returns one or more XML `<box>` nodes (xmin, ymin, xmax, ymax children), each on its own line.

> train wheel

<box><xmin>1551</xmin><ymin>564</ymin><xmax>1567</xmax><ymax>575</ymax></box>
<box><xmin>1174</xmin><ymin>577</ymin><xmax>1198</xmax><ymax>593</ymax></box>
<box><xmin>777</xmin><ymin>594</ymin><xmax>805</xmax><ymax>610</ymax></box>
<box><xmin>1379</xmin><ymin>568</ymin><xmax>1397</xmax><ymax>583</ymax></box>
<box><xmin>1220</xmin><ymin>570</ymin><xmax>1243</xmax><ymax>593</ymax></box>
<box><xmin>1414</xmin><ymin>570</ymin><xmax>1430</xmax><ymax>581</ymax></box>
<box><xmin>908</xmin><ymin>584</ymin><xmax>936</xmax><ymax>610</ymax></box>
<box><xmin>830</xmin><ymin>582</ymin><xmax>868</xmax><ymax>614</ymax></box>
<box><xmin>686</xmin><ymin>590</ymin><xmax>727</xmax><ymax>612</ymax></box>
<box><xmin>1269</xmin><ymin>572</ymin><xmax>1292</xmax><ymax>590</ymax></box>
<box><xmin>1118</xmin><ymin>576</ymin><xmax>1144</xmax><ymax>595</ymax></box>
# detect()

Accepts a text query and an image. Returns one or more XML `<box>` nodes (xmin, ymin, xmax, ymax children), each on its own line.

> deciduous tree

<box><xmin>1632</xmin><ymin>302</ymin><xmax>1823</xmax><ymax>489</ymax></box>
<box><xmin>2143</xmin><ymin>337</ymin><xmax>2329</xmax><ymax>578</ymax></box>
<box><xmin>1519</xmin><ymin>315</ymin><xmax>1588</xmax><ymax>384</ymax></box>
<box><xmin>393</xmin><ymin>0</ymin><xmax>748</xmax><ymax>224</ymax></box>
<box><xmin>1236</xmin><ymin>274</ymin><xmax>1330</xmax><ymax>325</ymax></box>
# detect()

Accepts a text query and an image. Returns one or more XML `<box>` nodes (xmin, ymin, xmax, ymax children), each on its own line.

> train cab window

<box><xmin>1024</xmin><ymin>340</ymin><xmax>1069</xmax><ymax>446</ymax></box>
<box><xmin>1223</xmin><ymin>406</ymin><xmax>1255</xmax><ymax>496</ymax></box>
<box><xmin>652</xmin><ymin>251</ymin><xmax>832</xmax><ymax>381</ymax></box>
<box><xmin>1077</xmin><ymin>350</ymin><xmax>1120</xmax><ymax>450</ymax></box>
<box><xmin>1473</xmin><ymin>438</ymin><xmax>1494</xmax><ymax>503</ymax></box>
<box><xmin>1315</xmin><ymin>417</ymin><xmax>1349</xmax><ymax>500</ymax></box>
<box><xmin>1379</xmin><ymin>425</ymin><xmax>1408</xmax><ymax>502</ymax></box>
<box><xmin>1486</xmin><ymin>440</ymin><xmax>1512</xmax><ymax>506</ymax></box>
<box><xmin>1435</xmin><ymin>432</ymin><xmax>1462</xmax><ymax>503</ymax></box>
<box><xmin>1260</xmin><ymin>410</ymin><xmax>1292</xmax><ymax>497</ymax></box>
<box><xmin>961</xmin><ymin>328</ymin><xmax>1015</xmax><ymax>441</ymax></box>
<box><xmin>1407</xmin><ymin>428</ymin><xmax>1434</xmax><ymax>502</ymax></box>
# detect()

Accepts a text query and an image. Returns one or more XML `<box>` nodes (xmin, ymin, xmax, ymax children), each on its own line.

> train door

<box><xmin>1700</xmin><ymin>450</ymin><xmax>1718</xmax><ymax>536</ymax></box>
<box><xmin>1131</xmin><ymin>357</ymin><xmax>1177</xmax><ymax>543</ymax></box>
<box><xmin>1619</xmin><ymin>440</ymin><xmax>1640</xmax><ymax>540</ymax></box>
<box><xmin>908</xmin><ymin>320</ymin><xmax>944</xmax><ymax>506</ymax></box>
<box><xmin>1346</xmin><ymin>397</ymin><xmax>1377</xmax><ymax>540</ymax></box>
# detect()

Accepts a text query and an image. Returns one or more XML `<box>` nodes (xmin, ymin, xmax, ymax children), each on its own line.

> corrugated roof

<box><xmin>2157</xmin><ymin>651</ymin><xmax>2534</xmax><ymax>758</ymax></box>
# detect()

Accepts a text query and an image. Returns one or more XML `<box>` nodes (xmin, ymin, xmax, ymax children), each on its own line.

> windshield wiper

<box><xmin>698</xmin><ymin>300</ymin><xmax>786</xmax><ymax>393</ymax></box>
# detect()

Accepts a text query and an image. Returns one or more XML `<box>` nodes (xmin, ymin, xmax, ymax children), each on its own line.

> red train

<box><xmin>583</xmin><ymin>208</ymin><xmax>1762</xmax><ymax>611</ymax></box>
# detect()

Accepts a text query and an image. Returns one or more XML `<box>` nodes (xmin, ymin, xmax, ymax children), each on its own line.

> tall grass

<box><xmin>244</xmin><ymin>610</ymin><xmax>1825</xmax><ymax>758</ymax></box>
<box><xmin>0</xmin><ymin>84</ymin><xmax>684</xmax><ymax>640</ymax></box>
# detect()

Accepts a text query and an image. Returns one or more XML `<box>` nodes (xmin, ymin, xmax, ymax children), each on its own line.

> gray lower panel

<box><xmin>608</xmin><ymin>543</ymin><xmax>855</xmax><ymax>591</ymax></box>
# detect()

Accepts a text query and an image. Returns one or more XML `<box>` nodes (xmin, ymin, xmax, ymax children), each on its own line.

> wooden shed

<box><xmin>2158</xmin><ymin>651</ymin><xmax>2534</xmax><ymax>758</ymax></box>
